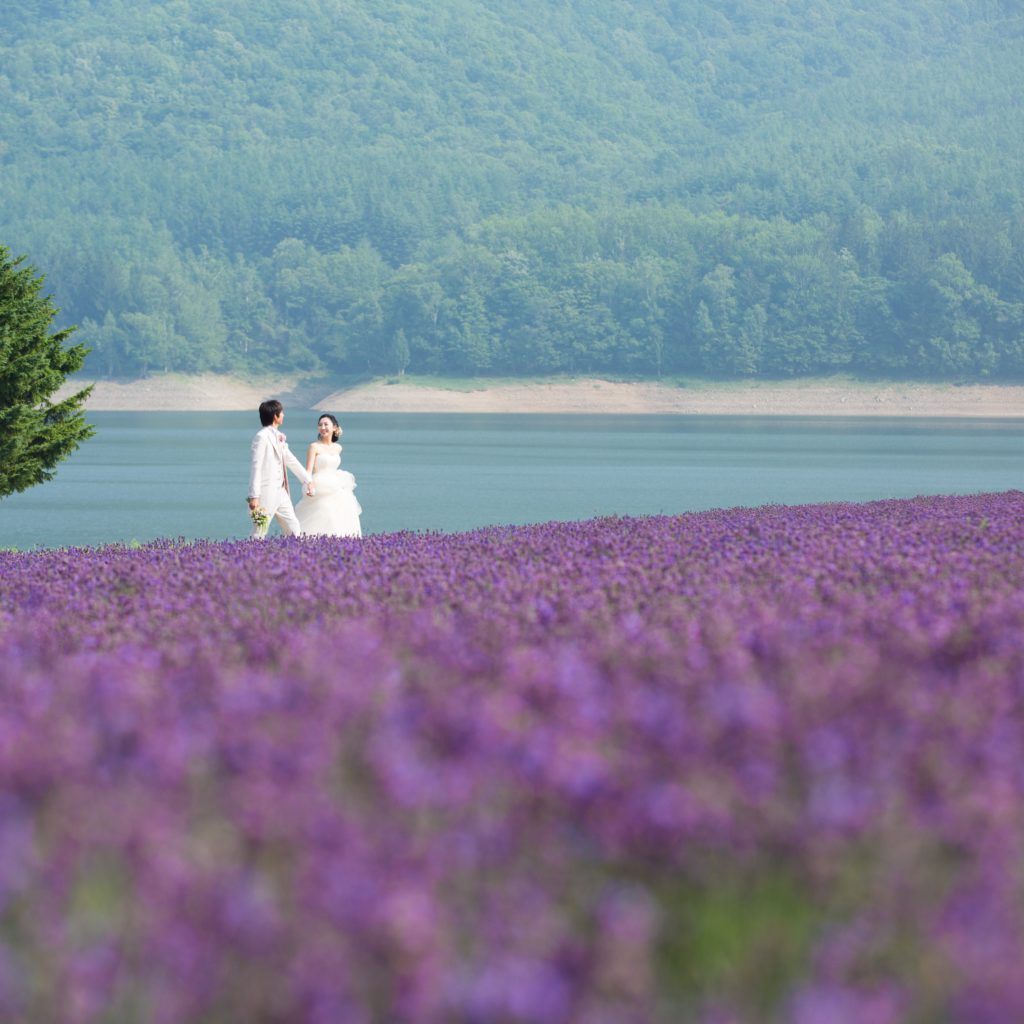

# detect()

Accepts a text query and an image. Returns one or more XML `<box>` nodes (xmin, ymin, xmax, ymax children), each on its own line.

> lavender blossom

<box><xmin>1</xmin><ymin>491</ymin><xmax>1023</xmax><ymax>1020</ymax></box>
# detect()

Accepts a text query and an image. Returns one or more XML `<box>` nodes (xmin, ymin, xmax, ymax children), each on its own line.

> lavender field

<box><xmin>2</xmin><ymin>491</ymin><xmax>1024</xmax><ymax>1022</ymax></box>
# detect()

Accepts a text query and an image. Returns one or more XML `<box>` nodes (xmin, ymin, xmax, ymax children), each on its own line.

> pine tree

<box><xmin>0</xmin><ymin>245</ymin><xmax>93</xmax><ymax>498</ymax></box>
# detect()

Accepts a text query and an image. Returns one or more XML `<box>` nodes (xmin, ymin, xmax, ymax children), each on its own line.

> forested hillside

<box><xmin>1</xmin><ymin>0</ymin><xmax>1022</xmax><ymax>379</ymax></box>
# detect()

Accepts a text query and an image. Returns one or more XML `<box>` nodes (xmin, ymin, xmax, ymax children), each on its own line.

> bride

<box><xmin>295</xmin><ymin>414</ymin><xmax>363</xmax><ymax>538</ymax></box>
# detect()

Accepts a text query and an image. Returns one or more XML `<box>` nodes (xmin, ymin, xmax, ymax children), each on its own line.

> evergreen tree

<box><xmin>0</xmin><ymin>246</ymin><xmax>93</xmax><ymax>498</ymax></box>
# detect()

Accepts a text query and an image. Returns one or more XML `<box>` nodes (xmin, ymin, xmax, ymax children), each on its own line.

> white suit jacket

<box><xmin>248</xmin><ymin>426</ymin><xmax>311</xmax><ymax>508</ymax></box>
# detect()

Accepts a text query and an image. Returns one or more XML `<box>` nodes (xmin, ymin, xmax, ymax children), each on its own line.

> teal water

<box><xmin>1</xmin><ymin>412</ymin><xmax>1021</xmax><ymax>549</ymax></box>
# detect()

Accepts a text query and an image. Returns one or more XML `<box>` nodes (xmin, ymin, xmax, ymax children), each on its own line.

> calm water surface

<box><xmin>1</xmin><ymin>412</ymin><xmax>1021</xmax><ymax>549</ymax></box>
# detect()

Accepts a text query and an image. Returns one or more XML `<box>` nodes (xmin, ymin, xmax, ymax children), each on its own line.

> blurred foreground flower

<box><xmin>2</xmin><ymin>491</ymin><xmax>1024</xmax><ymax>1021</ymax></box>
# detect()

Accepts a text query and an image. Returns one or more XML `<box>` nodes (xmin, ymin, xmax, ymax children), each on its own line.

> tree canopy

<box><xmin>0</xmin><ymin>246</ymin><xmax>93</xmax><ymax>498</ymax></box>
<box><xmin>1</xmin><ymin>0</ymin><xmax>1022</xmax><ymax>379</ymax></box>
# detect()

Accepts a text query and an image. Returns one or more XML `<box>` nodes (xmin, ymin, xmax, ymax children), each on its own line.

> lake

<box><xmin>1</xmin><ymin>412</ymin><xmax>1021</xmax><ymax>549</ymax></box>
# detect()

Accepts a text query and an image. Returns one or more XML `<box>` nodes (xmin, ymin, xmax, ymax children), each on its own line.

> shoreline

<box><xmin>55</xmin><ymin>373</ymin><xmax>1024</xmax><ymax>417</ymax></box>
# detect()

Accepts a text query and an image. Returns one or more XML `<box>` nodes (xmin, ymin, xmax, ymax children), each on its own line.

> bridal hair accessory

<box><xmin>248</xmin><ymin>502</ymin><xmax>271</xmax><ymax>539</ymax></box>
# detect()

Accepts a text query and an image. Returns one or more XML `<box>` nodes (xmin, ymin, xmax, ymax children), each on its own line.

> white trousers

<box><xmin>253</xmin><ymin>486</ymin><xmax>302</xmax><ymax>538</ymax></box>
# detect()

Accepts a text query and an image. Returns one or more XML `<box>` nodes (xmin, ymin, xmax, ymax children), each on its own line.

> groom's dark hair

<box><xmin>259</xmin><ymin>399</ymin><xmax>283</xmax><ymax>426</ymax></box>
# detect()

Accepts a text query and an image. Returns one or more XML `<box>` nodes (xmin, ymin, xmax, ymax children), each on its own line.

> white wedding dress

<box><xmin>295</xmin><ymin>445</ymin><xmax>362</xmax><ymax>538</ymax></box>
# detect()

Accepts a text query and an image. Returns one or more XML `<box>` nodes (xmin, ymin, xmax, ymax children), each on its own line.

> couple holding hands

<box><xmin>247</xmin><ymin>398</ymin><xmax>362</xmax><ymax>539</ymax></box>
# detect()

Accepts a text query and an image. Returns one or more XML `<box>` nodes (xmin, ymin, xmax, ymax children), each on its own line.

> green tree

<box><xmin>391</xmin><ymin>328</ymin><xmax>411</xmax><ymax>377</ymax></box>
<box><xmin>695</xmin><ymin>264</ymin><xmax>750</xmax><ymax>374</ymax></box>
<box><xmin>913</xmin><ymin>253</ymin><xmax>1000</xmax><ymax>376</ymax></box>
<box><xmin>0</xmin><ymin>246</ymin><xmax>93</xmax><ymax>498</ymax></box>
<box><xmin>443</xmin><ymin>287</ymin><xmax>494</xmax><ymax>373</ymax></box>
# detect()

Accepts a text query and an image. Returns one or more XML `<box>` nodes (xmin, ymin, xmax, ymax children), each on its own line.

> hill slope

<box><xmin>1</xmin><ymin>0</ymin><xmax>1022</xmax><ymax>378</ymax></box>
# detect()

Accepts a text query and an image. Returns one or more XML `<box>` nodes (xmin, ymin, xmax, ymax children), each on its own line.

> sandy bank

<box><xmin>57</xmin><ymin>374</ymin><xmax>1024</xmax><ymax>417</ymax></box>
<box><xmin>56</xmin><ymin>373</ymin><xmax>283</xmax><ymax>411</ymax></box>
<box><xmin>324</xmin><ymin>378</ymin><xmax>1024</xmax><ymax>417</ymax></box>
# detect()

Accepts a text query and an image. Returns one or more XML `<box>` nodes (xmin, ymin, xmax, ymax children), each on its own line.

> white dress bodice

<box><xmin>311</xmin><ymin>445</ymin><xmax>342</xmax><ymax>475</ymax></box>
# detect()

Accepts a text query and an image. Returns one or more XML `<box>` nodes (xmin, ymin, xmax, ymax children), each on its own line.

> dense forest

<box><xmin>1</xmin><ymin>0</ymin><xmax>1022</xmax><ymax>379</ymax></box>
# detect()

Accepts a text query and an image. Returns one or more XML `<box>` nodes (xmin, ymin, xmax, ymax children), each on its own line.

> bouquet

<box><xmin>248</xmin><ymin>502</ymin><xmax>271</xmax><ymax>539</ymax></box>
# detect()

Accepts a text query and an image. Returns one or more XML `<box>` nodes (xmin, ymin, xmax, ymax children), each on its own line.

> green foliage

<box><xmin>654</xmin><ymin>865</ymin><xmax>821</xmax><ymax>1018</ymax></box>
<box><xmin>1</xmin><ymin>1</ymin><xmax>1023</xmax><ymax>379</ymax></box>
<box><xmin>0</xmin><ymin>246</ymin><xmax>93</xmax><ymax>498</ymax></box>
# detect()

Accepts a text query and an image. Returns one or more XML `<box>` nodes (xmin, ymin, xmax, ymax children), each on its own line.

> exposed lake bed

<box><xmin>55</xmin><ymin>373</ymin><xmax>1024</xmax><ymax>417</ymax></box>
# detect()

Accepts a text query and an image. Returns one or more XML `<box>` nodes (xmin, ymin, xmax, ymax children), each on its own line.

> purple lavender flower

<box><xmin>1</xmin><ymin>491</ymin><xmax>1023</xmax><ymax>1019</ymax></box>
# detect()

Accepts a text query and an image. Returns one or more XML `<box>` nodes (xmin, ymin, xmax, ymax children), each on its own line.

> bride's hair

<box><xmin>317</xmin><ymin>413</ymin><xmax>341</xmax><ymax>442</ymax></box>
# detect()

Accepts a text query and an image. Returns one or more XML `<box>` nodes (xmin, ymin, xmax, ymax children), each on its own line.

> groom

<box><xmin>247</xmin><ymin>399</ymin><xmax>313</xmax><ymax>538</ymax></box>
